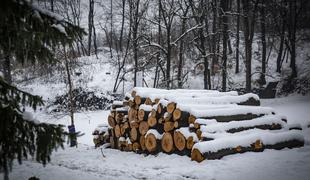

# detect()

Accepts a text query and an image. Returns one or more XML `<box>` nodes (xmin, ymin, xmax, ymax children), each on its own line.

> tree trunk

<box><xmin>289</xmin><ymin>0</ymin><xmax>297</xmax><ymax>78</ymax></box>
<box><xmin>87</xmin><ymin>0</ymin><xmax>94</xmax><ymax>56</ymax></box>
<box><xmin>235</xmin><ymin>0</ymin><xmax>240</xmax><ymax>73</ymax></box>
<box><xmin>260</xmin><ymin>1</ymin><xmax>266</xmax><ymax>86</ymax></box>
<box><xmin>211</xmin><ymin>0</ymin><xmax>218</xmax><ymax>75</ymax></box>
<box><xmin>177</xmin><ymin>23</ymin><xmax>185</xmax><ymax>88</ymax></box>
<box><xmin>277</xmin><ymin>20</ymin><xmax>285</xmax><ymax>73</ymax></box>
<box><xmin>3</xmin><ymin>54</ymin><xmax>12</xmax><ymax>84</ymax></box>
<box><xmin>64</xmin><ymin>47</ymin><xmax>74</xmax><ymax>126</ymax></box>
<box><xmin>221</xmin><ymin>0</ymin><xmax>229</xmax><ymax>92</ymax></box>
<box><xmin>132</xmin><ymin>0</ymin><xmax>140</xmax><ymax>87</ymax></box>
<box><xmin>166</xmin><ymin>28</ymin><xmax>172</xmax><ymax>89</ymax></box>
<box><xmin>242</xmin><ymin>0</ymin><xmax>257</xmax><ymax>92</ymax></box>
<box><xmin>93</xmin><ymin>24</ymin><xmax>98</xmax><ymax>58</ymax></box>
<box><xmin>154</xmin><ymin>1</ymin><xmax>162</xmax><ymax>88</ymax></box>
<box><xmin>50</xmin><ymin>0</ymin><xmax>54</xmax><ymax>12</ymax></box>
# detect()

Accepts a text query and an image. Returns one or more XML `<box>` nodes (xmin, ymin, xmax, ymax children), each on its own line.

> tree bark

<box><xmin>221</xmin><ymin>0</ymin><xmax>229</xmax><ymax>92</ymax></box>
<box><xmin>242</xmin><ymin>0</ymin><xmax>258</xmax><ymax>92</ymax></box>
<box><xmin>3</xmin><ymin>54</ymin><xmax>12</xmax><ymax>84</ymax></box>
<box><xmin>260</xmin><ymin>1</ymin><xmax>266</xmax><ymax>86</ymax></box>
<box><xmin>289</xmin><ymin>0</ymin><xmax>297</xmax><ymax>78</ymax></box>
<box><xmin>87</xmin><ymin>0</ymin><xmax>94</xmax><ymax>56</ymax></box>
<box><xmin>64</xmin><ymin>47</ymin><xmax>74</xmax><ymax>126</ymax></box>
<box><xmin>235</xmin><ymin>0</ymin><xmax>240</xmax><ymax>74</ymax></box>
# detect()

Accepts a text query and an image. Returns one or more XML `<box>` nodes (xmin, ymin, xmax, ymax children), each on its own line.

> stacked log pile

<box><xmin>99</xmin><ymin>87</ymin><xmax>304</xmax><ymax>162</ymax></box>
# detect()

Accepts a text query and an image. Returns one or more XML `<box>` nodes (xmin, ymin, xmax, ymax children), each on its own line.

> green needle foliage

<box><xmin>0</xmin><ymin>77</ymin><xmax>65</xmax><ymax>178</ymax></box>
<box><xmin>0</xmin><ymin>0</ymin><xmax>85</xmax><ymax>64</ymax></box>
<box><xmin>0</xmin><ymin>0</ymin><xmax>86</xmax><ymax>179</ymax></box>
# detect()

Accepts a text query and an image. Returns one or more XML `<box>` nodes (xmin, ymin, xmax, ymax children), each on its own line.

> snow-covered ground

<box><xmin>2</xmin><ymin>95</ymin><xmax>310</xmax><ymax>180</ymax></box>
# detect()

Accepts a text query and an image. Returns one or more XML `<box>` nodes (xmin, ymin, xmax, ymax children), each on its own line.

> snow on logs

<box><xmin>98</xmin><ymin>87</ymin><xmax>304</xmax><ymax>162</ymax></box>
<box><xmin>191</xmin><ymin>130</ymin><xmax>304</xmax><ymax>162</ymax></box>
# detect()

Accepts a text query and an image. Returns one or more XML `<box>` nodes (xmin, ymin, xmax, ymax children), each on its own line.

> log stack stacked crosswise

<box><xmin>95</xmin><ymin>87</ymin><xmax>304</xmax><ymax>162</ymax></box>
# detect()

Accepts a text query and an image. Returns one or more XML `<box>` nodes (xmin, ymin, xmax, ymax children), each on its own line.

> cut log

<box><xmin>132</xmin><ymin>142</ymin><xmax>141</xmax><ymax>151</ymax></box>
<box><xmin>129</xmin><ymin>120</ymin><xmax>139</xmax><ymax>129</ymax></box>
<box><xmin>167</xmin><ymin>102</ymin><xmax>176</xmax><ymax>113</ymax></box>
<box><xmin>140</xmin><ymin>136</ymin><xmax>146</xmax><ymax>151</ymax></box>
<box><xmin>186</xmin><ymin>136</ymin><xmax>194</xmax><ymax>150</ymax></box>
<box><xmin>150</xmin><ymin>109</ymin><xmax>157</xmax><ymax>118</ymax></box>
<box><xmin>191</xmin><ymin>130</ymin><xmax>304</xmax><ymax>162</ymax></box>
<box><xmin>172</xmin><ymin>93</ymin><xmax>260</xmax><ymax>106</ymax></box>
<box><xmin>128</xmin><ymin>99</ymin><xmax>135</xmax><ymax>108</ymax></box>
<box><xmin>139</xmin><ymin>121</ymin><xmax>149</xmax><ymax>135</ymax></box>
<box><xmin>108</xmin><ymin>115</ymin><xmax>116</xmax><ymax>128</ymax></box>
<box><xmin>173</xmin><ymin>108</ymin><xmax>182</xmax><ymax>121</ymax></box>
<box><xmin>230</xmin><ymin>124</ymin><xmax>282</xmax><ymax>133</ymax></box>
<box><xmin>126</xmin><ymin>143</ymin><xmax>133</xmax><ymax>151</ymax></box>
<box><xmin>154</xmin><ymin>98</ymin><xmax>160</xmax><ymax>104</ymax></box>
<box><xmin>196</xmin><ymin>129</ymin><xmax>202</xmax><ymax>140</ymax></box>
<box><xmin>194</xmin><ymin>122</ymin><xmax>200</xmax><ymax>129</ymax></box>
<box><xmin>120</xmin><ymin>125</ymin><xmax>126</xmax><ymax>136</ymax></box>
<box><xmin>115</xmin><ymin>108</ymin><xmax>128</xmax><ymax>115</ymax></box>
<box><xmin>145</xmin><ymin>133</ymin><xmax>159</xmax><ymax>153</ymax></box>
<box><xmin>138</xmin><ymin>109</ymin><xmax>151</xmax><ymax>122</ymax></box>
<box><xmin>145</xmin><ymin>97</ymin><xmax>153</xmax><ymax>105</ymax></box>
<box><xmin>131</xmin><ymin>90</ymin><xmax>137</xmax><ymax>97</ymax></box>
<box><xmin>174</xmin><ymin>121</ymin><xmax>179</xmax><ymax>129</ymax></box>
<box><xmin>199</xmin><ymin>115</ymin><xmax>285</xmax><ymax>133</ymax></box>
<box><xmin>130</xmin><ymin>127</ymin><xmax>139</xmax><ymax>142</ymax></box>
<box><xmin>114</xmin><ymin>124</ymin><xmax>121</xmax><ymax>138</ymax></box>
<box><xmin>161</xmin><ymin>132</ymin><xmax>174</xmax><ymax>153</ymax></box>
<box><xmin>147</xmin><ymin>116</ymin><xmax>157</xmax><ymax>127</ymax></box>
<box><xmin>265</xmin><ymin>139</ymin><xmax>304</xmax><ymax>150</ymax></box>
<box><xmin>110</xmin><ymin>136</ymin><xmax>116</xmax><ymax>149</ymax></box>
<box><xmin>134</xmin><ymin>95</ymin><xmax>142</xmax><ymax>105</ymax></box>
<box><xmin>118</xmin><ymin>137</ymin><xmax>126</xmax><ymax>151</ymax></box>
<box><xmin>164</xmin><ymin>121</ymin><xmax>175</xmax><ymax>132</ymax></box>
<box><xmin>188</xmin><ymin>115</ymin><xmax>196</xmax><ymax>124</ymax></box>
<box><xmin>157</xmin><ymin>103</ymin><xmax>162</xmax><ymax>114</ymax></box>
<box><xmin>173</xmin><ymin>131</ymin><xmax>186</xmax><ymax>151</ymax></box>
<box><xmin>173</xmin><ymin>108</ymin><xmax>190</xmax><ymax>121</ymax></box>
<box><xmin>239</xmin><ymin>97</ymin><xmax>260</xmax><ymax>106</ymax></box>
<box><xmin>163</xmin><ymin>112</ymin><xmax>172</xmax><ymax>122</ymax></box>
<box><xmin>128</xmin><ymin>108</ymin><xmax>137</xmax><ymax>122</ymax></box>
<box><xmin>190</xmin><ymin>106</ymin><xmax>274</xmax><ymax>122</ymax></box>
<box><xmin>123</xmin><ymin>121</ymin><xmax>129</xmax><ymax>129</ymax></box>
<box><xmin>191</xmin><ymin>148</ymin><xmax>204</xmax><ymax>162</ymax></box>
<box><xmin>173</xmin><ymin>119</ymin><xmax>190</xmax><ymax>128</ymax></box>
<box><xmin>112</xmin><ymin>101</ymin><xmax>126</xmax><ymax>109</ymax></box>
<box><xmin>208</xmin><ymin>114</ymin><xmax>264</xmax><ymax>122</ymax></box>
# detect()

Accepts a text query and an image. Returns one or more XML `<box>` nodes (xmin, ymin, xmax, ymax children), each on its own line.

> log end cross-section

<box><xmin>174</xmin><ymin>131</ymin><xmax>186</xmax><ymax>151</ymax></box>
<box><xmin>145</xmin><ymin>133</ymin><xmax>157</xmax><ymax>153</ymax></box>
<box><xmin>161</xmin><ymin>132</ymin><xmax>174</xmax><ymax>153</ymax></box>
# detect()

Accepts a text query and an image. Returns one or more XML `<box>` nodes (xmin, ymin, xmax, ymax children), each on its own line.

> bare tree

<box><xmin>242</xmin><ymin>0</ymin><xmax>258</xmax><ymax>92</ymax></box>
<box><xmin>159</xmin><ymin>0</ymin><xmax>176</xmax><ymax>89</ymax></box>
<box><xmin>129</xmin><ymin>0</ymin><xmax>149</xmax><ymax>87</ymax></box>
<box><xmin>220</xmin><ymin>0</ymin><xmax>229</xmax><ymax>91</ymax></box>
<box><xmin>87</xmin><ymin>0</ymin><xmax>94</xmax><ymax>56</ymax></box>
<box><xmin>235</xmin><ymin>0</ymin><xmax>240</xmax><ymax>74</ymax></box>
<box><xmin>177</xmin><ymin>0</ymin><xmax>190</xmax><ymax>88</ymax></box>
<box><xmin>259</xmin><ymin>0</ymin><xmax>267</xmax><ymax>86</ymax></box>
<box><xmin>189</xmin><ymin>0</ymin><xmax>211</xmax><ymax>89</ymax></box>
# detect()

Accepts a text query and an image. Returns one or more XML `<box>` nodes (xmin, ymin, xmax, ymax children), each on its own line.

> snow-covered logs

<box><xmin>97</xmin><ymin>87</ymin><xmax>304</xmax><ymax>162</ymax></box>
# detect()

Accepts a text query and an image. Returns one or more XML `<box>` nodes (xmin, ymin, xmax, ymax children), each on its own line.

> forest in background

<box><xmin>2</xmin><ymin>0</ymin><xmax>310</xmax><ymax>95</ymax></box>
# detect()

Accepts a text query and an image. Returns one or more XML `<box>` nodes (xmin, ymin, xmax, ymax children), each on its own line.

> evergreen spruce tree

<box><xmin>0</xmin><ymin>0</ymin><xmax>85</xmax><ymax>179</ymax></box>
